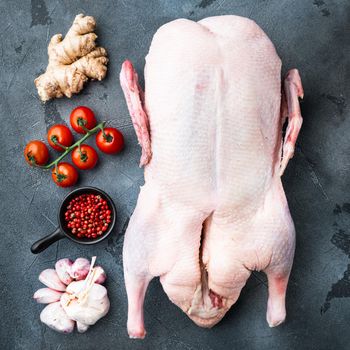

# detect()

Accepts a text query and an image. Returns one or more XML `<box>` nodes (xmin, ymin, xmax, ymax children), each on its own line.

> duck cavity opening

<box><xmin>189</xmin><ymin>219</ymin><xmax>224</xmax><ymax>318</ymax></box>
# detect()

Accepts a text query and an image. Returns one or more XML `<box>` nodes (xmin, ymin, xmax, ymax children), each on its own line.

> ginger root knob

<box><xmin>34</xmin><ymin>14</ymin><xmax>108</xmax><ymax>102</ymax></box>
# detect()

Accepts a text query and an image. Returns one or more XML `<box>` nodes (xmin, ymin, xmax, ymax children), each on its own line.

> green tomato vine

<box><xmin>36</xmin><ymin>121</ymin><xmax>106</xmax><ymax>170</ymax></box>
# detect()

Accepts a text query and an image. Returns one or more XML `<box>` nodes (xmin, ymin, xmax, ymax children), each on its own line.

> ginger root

<box><xmin>35</xmin><ymin>14</ymin><xmax>108</xmax><ymax>101</ymax></box>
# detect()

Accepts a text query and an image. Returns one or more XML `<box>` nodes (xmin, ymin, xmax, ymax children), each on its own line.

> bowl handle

<box><xmin>31</xmin><ymin>227</ymin><xmax>65</xmax><ymax>254</ymax></box>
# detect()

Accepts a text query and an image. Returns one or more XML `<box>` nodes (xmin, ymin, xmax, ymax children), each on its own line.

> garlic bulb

<box><xmin>33</xmin><ymin>256</ymin><xmax>109</xmax><ymax>334</ymax></box>
<box><xmin>61</xmin><ymin>281</ymin><xmax>110</xmax><ymax>326</ymax></box>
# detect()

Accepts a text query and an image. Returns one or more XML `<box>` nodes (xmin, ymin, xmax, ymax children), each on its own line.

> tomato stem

<box><xmin>81</xmin><ymin>125</ymin><xmax>90</xmax><ymax>133</ymax></box>
<box><xmin>51</xmin><ymin>136</ymin><xmax>69</xmax><ymax>151</ymax></box>
<box><xmin>99</xmin><ymin>124</ymin><xmax>106</xmax><ymax>137</ymax></box>
<box><xmin>99</xmin><ymin>124</ymin><xmax>113</xmax><ymax>143</ymax></box>
<box><xmin>77</xmin><ymin>118</ymin><xmax>91</xmax><ymax>134</ymax></box>
<box><xmin>27</xmin><ymin>152</ymin><xmax>37</xmax><ymax>166</ymax></box>
<box><xmin>36</xmin><ymin>122</ymin><xmax>106</xmax><ymax>170</ymax></box>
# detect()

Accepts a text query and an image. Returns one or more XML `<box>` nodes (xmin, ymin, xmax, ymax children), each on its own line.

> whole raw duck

<box><xmin>120</xmin><ymin>15</ymin><xmax>303</xmax><ymax>339</ymax></box>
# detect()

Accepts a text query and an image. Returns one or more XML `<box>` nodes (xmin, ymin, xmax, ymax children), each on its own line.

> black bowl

<box><xmin>31</xmin><ymin>187</ymin><xmax>117</xmax><ymax>254</ymax></box>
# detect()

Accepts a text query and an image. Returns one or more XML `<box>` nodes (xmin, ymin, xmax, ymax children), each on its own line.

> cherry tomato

<box><xmin>52</xmin><ymin>162</ymin><xmax>78</xmax><ymax>187</ymax></box>
<box><xmin>24</xmin><ymin>140</ymin><xmax>49</xmax><ymax>166</ymax></box>
<box><xmin>47</xmin><ymin>124</ymin><xmax>74</xmax><ymax>151</ymax></box>
<box><xmin>70</xmin><ymin>106</ymin><xmax>96</xmax><ymax>134</ymax></box>
<box><xmin>71</xmin><ymin>144</ymin><xmax>98</xmax><ymax>170</ymax></box>
<box><xmin>95</xmin><ymin>127</ymin><xmax>124</xmax><ymax>154</ymax></box>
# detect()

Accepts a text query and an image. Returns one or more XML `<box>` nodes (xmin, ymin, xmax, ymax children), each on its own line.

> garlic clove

<box><xmin>33</xmin><ymin>288</ymin><xmax>63</xmax><ymax>304</ymax></box>
<box><xmin>40</xmin><ymin>302</ymin><xmax>75</xmax><ymax>333</ymax></box>
<box><xmin>69</xmin><ymin>258</ymin><xmax>90</xmax><ymax>280</ymax></box>
<box><xmin>55</xmin><ymin>258</ymin><xmax>73</xmax><ymax>285</ymax></box>
<box><xmin>39</xmin><ymin>269</ymin><xmax>67</xmax><ymax>291</ymax></box>
<box><xmin>76</xmin><ymin>321</ymin><xmax>89</xmax><ymax>333</ymax></box>
<box><xmin>94</xmin><ymin>266</ymin><xmax>107</xmax><ymax>284</ymax></box>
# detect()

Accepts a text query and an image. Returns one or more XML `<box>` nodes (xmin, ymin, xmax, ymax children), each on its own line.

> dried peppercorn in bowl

<box><xmin>31</xmin><ymin>187</ymin><xmax>116</xmax><ymax>254</ymax></box>
<box><xmin>59</xmin><ymin>187</ymin><xmax>116</xmax><ymax>244</ymax></box>
<box><xmin>64</xmin><ymin>194</ymin><xmax>113</xmax><ymax>239</ymax></box>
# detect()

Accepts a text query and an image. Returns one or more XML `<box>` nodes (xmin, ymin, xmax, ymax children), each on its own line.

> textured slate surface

<box><xmin>0</xmin><ymin>0</ymin><xmax>349</xmax><ymax>349</ymax></box>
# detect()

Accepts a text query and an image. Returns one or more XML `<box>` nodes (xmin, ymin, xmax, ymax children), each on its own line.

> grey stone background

<box><xmin>0</xmin><ymin>0</ymin><xmax>349</xmax><ymax>349</ymax></box>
